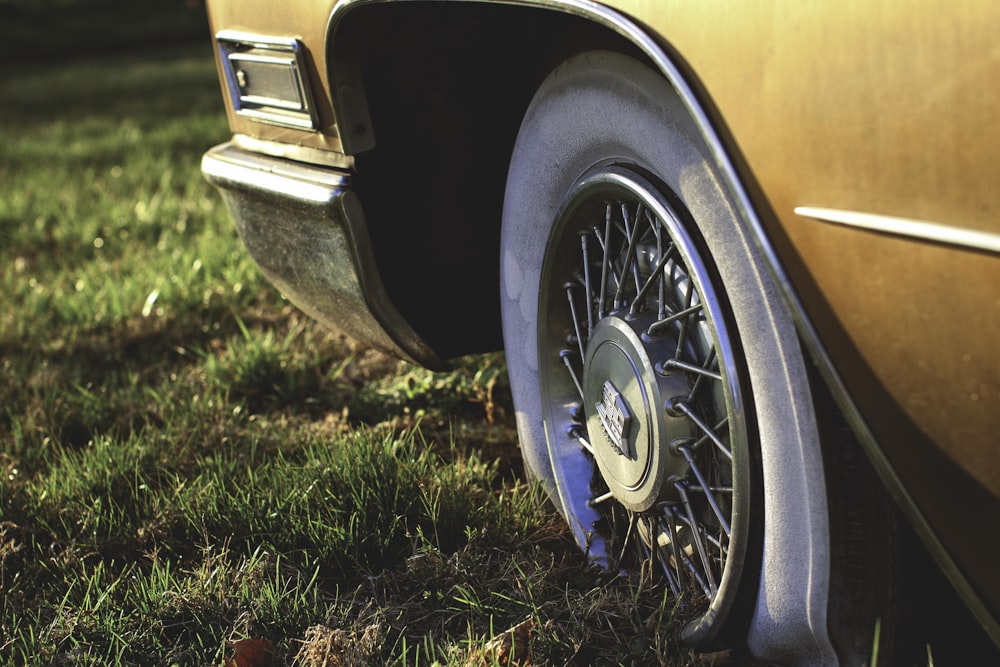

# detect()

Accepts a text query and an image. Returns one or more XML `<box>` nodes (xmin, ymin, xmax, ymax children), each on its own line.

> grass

<box><xmin>0</xmin><ymin>26</ymin><xmax>715</xmax><ymax>667</ymax></box>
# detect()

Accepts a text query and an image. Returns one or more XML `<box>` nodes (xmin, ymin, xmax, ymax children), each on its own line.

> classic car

<box><xmin>200</xmin><ymin>0</ymin><xmax>1000</xmax><ymax>663</ymax></box>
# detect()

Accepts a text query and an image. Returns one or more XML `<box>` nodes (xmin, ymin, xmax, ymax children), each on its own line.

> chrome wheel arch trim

<box><xmin>327</xmin><ymin>0</ymin><xmax>999</xmax><ymax>653</ymax></box>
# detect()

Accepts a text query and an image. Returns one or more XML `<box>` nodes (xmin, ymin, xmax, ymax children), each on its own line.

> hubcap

<box><xmin>583</xmin><ymin>314</ymin><xmax>693</xmax><ymax>512</ymax></box>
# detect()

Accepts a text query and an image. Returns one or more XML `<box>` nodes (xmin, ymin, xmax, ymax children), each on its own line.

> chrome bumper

<box><xmin>201</xmin><ymin>143</ymin><xmax>444</xmax><ymax>369</ymax></box>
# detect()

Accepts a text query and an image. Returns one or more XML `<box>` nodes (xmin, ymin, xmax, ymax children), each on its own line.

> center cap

<box><xmin>583</xmin><ymin>314</ymin><xmax>692</xmax><ymax>512</ymax></box>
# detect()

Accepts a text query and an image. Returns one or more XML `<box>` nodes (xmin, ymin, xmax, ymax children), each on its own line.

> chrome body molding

<box><xmin>201</xmin><ymin>142</ymin><xmax>445</xmax><ymax>369</ymax></box>
<box><xmin>795</xmin><ymin>206</ymin><xmax>1000</xmax><ymax>255</ymax></box>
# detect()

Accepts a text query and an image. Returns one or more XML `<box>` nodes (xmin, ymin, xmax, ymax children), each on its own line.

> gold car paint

<box><xmin>205</xmin><ymin>0</ymin><xmax>1000</xmax><ymax>498</ymax></box>
<box><xmin>206</xmin><ymin>0</ymin><xmax>343</xmax><ymax>152</ymax></box>
<box><xmin>602</xmin><ymin>0</ymin><xmax>1000</xmax><ymax>497</ymax></box>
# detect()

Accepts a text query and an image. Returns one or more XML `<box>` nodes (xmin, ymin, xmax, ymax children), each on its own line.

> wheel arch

<box><xmin>324</xmin><ymin>7</ymin><xmax>839</xmax><ymax>656</ymax></box>
<box><xmin>324</xmin><ymin>1</ymin><xmax>660</xmax><ymax>358</ymax></box>
<box><xmin>322</xmin><ymin>0</ymin><xmax>801</xmax><ymax>366</ymax></box>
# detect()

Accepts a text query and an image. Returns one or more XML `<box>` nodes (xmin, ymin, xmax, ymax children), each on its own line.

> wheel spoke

<box><xmin>598</xmin><ymin>204</ymin><xmax>613</xmax><ymax>318</ymax></box>
<box><xmin>565</xmin><ymin>283</ymin><xmax>587</xmax><ymax>360</ymax></box>
<box><xmin>676</xmin><ymin>482</ymin><xmax>718</xmax><ymax>595</ymax></box>
<box><xmin>675</xmin><ymin>280</ymin><xmax>695</xmax><ymax>361</ymax></box>
<box><xmin>672</xmin><ymin>507</ymin><xmax>727</xmax><ymax>552</ymax></box>
<box><xmin>619</xmin><ymin>202</ymin><xmax>645</xmax><ymax>301</ymax></box>
<box><xmin>676</xmin><ymin>444</ymin><xmax>732</xmax><ymax>538</ymax></box>
<box><xmin>560</xmin><ymin>349</ymin><xmax>585</xmax><ymax>400</ymax></box>
<box><xmin>630</xmin><ymin>243</ymin><xmax>676</xmax><ymax>316</ymax></box>
<box><xmin>661</xmin><ymin>357</ymin><xmax>722</xmax><ymax>382</ymax></box>
<box><xmin>672</xmin><ymin>400</ymin><xmax>733</xmax><ymax>461</ymax></box>
<box><xmin>647</xmin><ymin>302</ymin><xmax>702</xmax><ymax>337</ymax></box>
<box><xmin>590</xmin><ymin>490</ymin><xmax>615</xmax><ymax>506</ymax></box>
<box><xmin>592</xmin><ymin>226</ymin><xmax>623</xmax><ymax>315</ymax></box>
<box><xmin>686</xmin><ymin>483</ymin><xmax>733</xmax><ymax>495</ymax></box>
<box><xmin>670</xmin><ymin>519</ymin><xmax>714</xmax><ymax>598</ymax></box>
<box><xmin>685</xmin><ymin>347</ymin><xmax>718</xmax><ymax>404</ymax></box>
<box><xmin>652</xmin><ymin>515</ymin><xmax>683</xmax><ymax>597</ymax></box>
<box><xmin>660</xmin><ymin>510</ymin><xmax>690</xmax><ymax>592</ymax></box>
<box><xmin>580</xmin><ymin>233</ymin><xmax>595</xmax><ymax>335</ymax></box>
<box><xmin>690</xmin><ymin>416</ymin><xmax>729</xmax><ymax>454</ymax></box>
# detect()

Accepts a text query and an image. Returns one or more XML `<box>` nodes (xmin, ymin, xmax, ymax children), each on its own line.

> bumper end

<box><xmin>202</xmin><ymin>143</ymin><xmax>445</xmax><ymax>369</ymax></box>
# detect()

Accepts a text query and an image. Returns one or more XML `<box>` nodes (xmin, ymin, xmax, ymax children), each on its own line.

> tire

<box><xmin>500</xmin><ymin>51</ymin><xmax>845</xmax><ymax>660</ymax></box>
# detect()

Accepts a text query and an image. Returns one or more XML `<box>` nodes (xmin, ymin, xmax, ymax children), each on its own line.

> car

<box><xmin>200</xmin><ymin>1</ymin><xmax>1000</xmax><ymax>663</ymax></box>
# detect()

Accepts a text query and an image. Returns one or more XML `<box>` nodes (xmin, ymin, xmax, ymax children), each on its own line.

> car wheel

<box><xmin>501</xmin><ymin>51</ymin><xmax>841</xmax><ymax>658</ymax></box>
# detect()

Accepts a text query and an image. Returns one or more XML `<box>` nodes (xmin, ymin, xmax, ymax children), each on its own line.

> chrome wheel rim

<box><xmin>538</xmin><ymin>164</ymin><xmax>754</xmax><ymax>643</ymax></box>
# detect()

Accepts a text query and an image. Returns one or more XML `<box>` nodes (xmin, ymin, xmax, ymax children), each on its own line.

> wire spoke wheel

<box><xmin>537</xmin><ymin>165</ymin><xmax>754</xmax><ymax>643</ymax></box>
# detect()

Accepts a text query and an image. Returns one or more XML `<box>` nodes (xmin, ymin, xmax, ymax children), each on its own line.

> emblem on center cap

<box><xmin>596</xmin><ymin>380</ymin><xmax>632</xmax><ymax>457</ymax></box>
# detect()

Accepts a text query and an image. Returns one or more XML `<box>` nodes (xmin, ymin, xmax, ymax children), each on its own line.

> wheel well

<box><xmin>328</xmin><ymin>2</ymin><xmax>647</xmax><ymax>358</ymax></box>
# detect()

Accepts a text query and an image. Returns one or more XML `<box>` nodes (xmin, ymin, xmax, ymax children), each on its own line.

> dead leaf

<box><xmin>223</xmin><ymin>638</ymin><xmax>273</xmax><ymax>667</ymax></box>
<box><xmin>471</xmin><ymin>618</ymin><xmax>534</xmax><ymax>666</ymax></box>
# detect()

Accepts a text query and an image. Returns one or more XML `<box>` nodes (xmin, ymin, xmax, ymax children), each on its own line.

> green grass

<box><xmin>0</xmin><ymin>37</ymin><xmax>715</xmax><ymax>667</ymax></box>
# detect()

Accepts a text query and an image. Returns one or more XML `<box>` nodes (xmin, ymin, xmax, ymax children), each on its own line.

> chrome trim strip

<box><xmin>216</xmin><ymin>29</ymin><xmax>301</xmax><ymax>49</ymax></box>
<box><xmin>795</xmin><ymin>206</ymin><xmax>1000</xmax><ymax>254</ymax></box>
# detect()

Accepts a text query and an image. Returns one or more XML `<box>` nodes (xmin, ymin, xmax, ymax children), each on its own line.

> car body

<box><xmin>201</xmin><ymin>0</ymin><xmax>1000</xmax><ymax>663</ymax></box>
